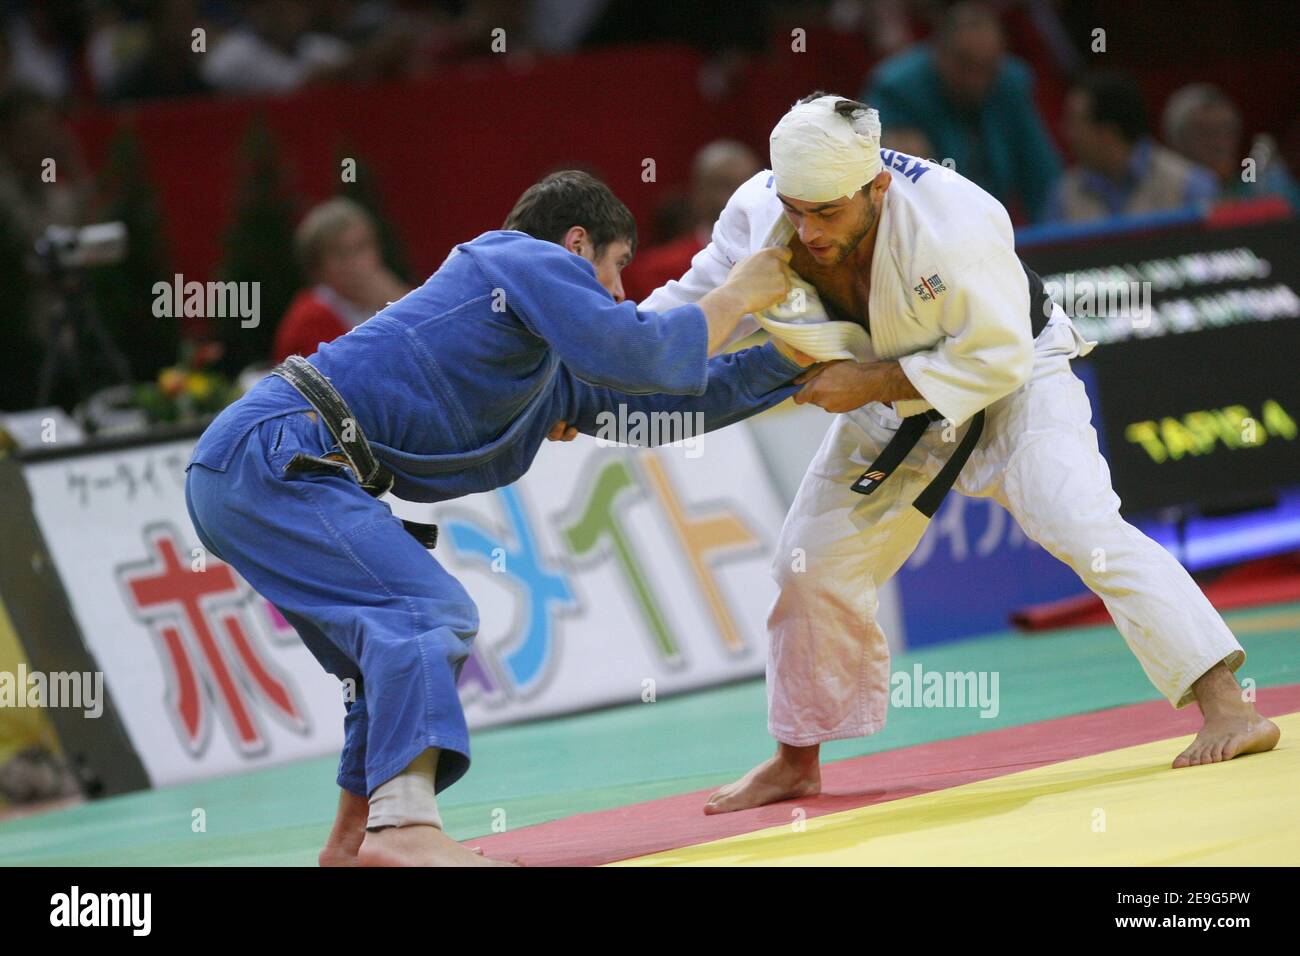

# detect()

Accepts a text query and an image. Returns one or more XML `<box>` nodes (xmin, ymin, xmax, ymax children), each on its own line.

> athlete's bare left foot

<box><xmin>704</xmin><ymin>743</ymin><xmax>821</xmax><ymax>814</ymax></box>
<box><xmin>358</xmin><ymin>825</ymin><xmax>517</xmax><ymax>867</ymax></box>
<box><xmin>1172</xmin><ymin>661</ymin><xmax>1281</xmax><ymax>768</ymax></box>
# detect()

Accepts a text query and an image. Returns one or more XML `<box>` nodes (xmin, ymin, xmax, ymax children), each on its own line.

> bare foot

<box><xmin>318</xmin><ymin>788</ymin><xmax>368</xmax><ymax>867</ymax></box>
<box><xmin>357</xmin><ymin>825</ymin><xmax>517</xmax><ymax>867</ymax></box>
<box><xmin>704</xmin><ymin>743</ymin><xmax>821</xmax><ymax>815</ymax></box>
<box><xmin>1172</xmin><ymin>661</ymin><xmax>1282</xmax><ymax>768</ymax></box>
<box><xmin>318</xmin><ymin>843</ymin><xmax>361</xmax><ymax>867</ymax></box>
<box><xmin>1172</xmin><ymin>714</ymin><xmax>1281</xmax><ymax>768</ymax></box>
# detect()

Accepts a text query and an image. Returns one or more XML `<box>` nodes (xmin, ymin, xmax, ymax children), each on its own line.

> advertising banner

<box><xmin>20</xmin><ymin>428</ymin><xmax>786</xmax><ymax>788</ymax></box>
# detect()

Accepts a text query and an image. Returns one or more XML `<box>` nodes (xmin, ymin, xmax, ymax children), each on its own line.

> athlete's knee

<box><xmin>772</xmin><ymin>553</ymin><xmax>877</xmax><ymax>636</ymax></box>
<box><xmin>432</xmin><ymin>586</ymin><xmax>479</xmax><ymax>643</ymax></box>
<box><xmin>360</xmin><ymin>617</ymin><xmax>472</xmax><ymax>691</ymax></box>
<box><xmin>771</xmin><ymin>543</ymin><xmax>840</xmax><ymax>599</ymax></box>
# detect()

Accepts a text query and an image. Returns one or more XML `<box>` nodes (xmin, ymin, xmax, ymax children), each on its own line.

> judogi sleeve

<box><xmin>468</xmin><ymin>236</ymin><xmax>709</xmax><ymax>395</ymax></box>
<box><xmin>560</xmin><ymin>341</ymin><xmax>803</xmax><ymax>438</ymax></box>
<box><xmin>641</xmin><ymin>175</ymin><xmax>765</xmax><ymax>347</ymax></box>
<box><xmin>896</xmin><ymin>252</ymin><xmax>1035</xmax><ymax>426</ymax></box>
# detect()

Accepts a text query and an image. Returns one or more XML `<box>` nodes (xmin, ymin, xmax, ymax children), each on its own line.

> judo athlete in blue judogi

<box><xmin>184</xmin><ymin>171</ymin><xmax>804</xmax><ymax>866</ymax></box>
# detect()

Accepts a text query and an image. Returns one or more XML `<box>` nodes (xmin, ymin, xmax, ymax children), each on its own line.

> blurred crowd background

<box><xmin>0</xmin><ymin>0</ymin><xmax>1295</xmax><ymax>424</ymax></box>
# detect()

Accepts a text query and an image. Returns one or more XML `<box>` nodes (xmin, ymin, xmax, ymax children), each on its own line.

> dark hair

<box><xmin>1074</xmin><ymin>70</ymin><xmax>1149</xmax><ymax>144</ymax></box>
<box><xmin>796</xmin><ymin>89</ymin><xmax>869</xmax><ymax>122</ymax></box>
<box><xmin>503</xmin><ymin>170</ymin><xmax>636</xmax><ymax>256</ymax></box>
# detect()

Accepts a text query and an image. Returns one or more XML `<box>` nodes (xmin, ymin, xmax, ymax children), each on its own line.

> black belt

<box><xmin>850</xmin><ymin>409</ymin><xmax>985</xmax><ymax>518</ymax></box>
<box><xmin>849</xmin><ymin>262</ymin><xmax>1044</xmax><ymax>515</ymax></box>
<box><xmin>270</xmin><ymin>356</ymin><xmax>439</xmax><ymax>549</ymax></box>
<box><xmin>1024</xmin><ymin>260</ymin><xmax>1052</xmax><ymax>338</ymax></box>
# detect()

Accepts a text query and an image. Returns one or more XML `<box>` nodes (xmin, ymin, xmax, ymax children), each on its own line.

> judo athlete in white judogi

<box><xmin>641</xmin><ymin>94</ymin><xmax>1280</xmax><ymax>813</ymax></box>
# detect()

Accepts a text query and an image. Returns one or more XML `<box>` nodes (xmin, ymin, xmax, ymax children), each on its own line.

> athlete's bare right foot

<box><xmin>318</xmin><ymin>788</ymin><xmax>368</xmax><ymax>867</ymax></box>
<box><xmin>1173</xmin><ymin>661</ymin><xmax>1282</xmax><ymax>769</ymax></box>
<box><xmin>704</xmin><ymin>744</ymin><xmax>821</xmax><ymax>815</ymax></box>
<box><xmin>1172</xmin><ymin>713</ymin><xmax>1280</xmax><ymax>768</ymax></box>
<box><xmin>357</xmin><ymin>826</ymin><xmax>517</xmax><ymax>867</ymax></box>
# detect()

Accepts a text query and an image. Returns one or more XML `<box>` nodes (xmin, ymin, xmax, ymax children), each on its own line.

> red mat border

<box><xmin>470</xmin><ymin>684</ymin><xmax>1300</xmax><ymax>866</ymax></box>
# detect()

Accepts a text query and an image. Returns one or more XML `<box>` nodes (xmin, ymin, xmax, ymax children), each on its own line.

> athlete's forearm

<box><xmin>697</xmin><ymin>285</ymin><xmax>752</xmax><ymax>354</ymax></box>
<box><xmin>793</xmin><ymin>359</ymin><xmax>921</xmax><ymax>414</ymax></box>
<box><xmin>864</xmin><ymin>360</ymin><xmax>923</xmax><ymax>403</ymax></box>
<box><xmin>566</xmin><ymin>341</ymin><xmax>803</xmax><ymax>440</ymax></box>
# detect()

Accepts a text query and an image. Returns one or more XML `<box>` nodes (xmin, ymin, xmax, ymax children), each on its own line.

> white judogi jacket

<box><xmin>642</xmin><ymin>152</ymin><xmax>1092</xmax><ymax>425</ymax></box>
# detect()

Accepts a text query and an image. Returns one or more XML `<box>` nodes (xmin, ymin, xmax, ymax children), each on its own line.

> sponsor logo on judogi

<box><xmin>914</xmin><ymin>273</ymin><xmax>947</xmax><ymax>301</ymax></box>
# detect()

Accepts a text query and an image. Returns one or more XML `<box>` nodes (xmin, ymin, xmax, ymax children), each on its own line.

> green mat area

<box><xmin>2</xmin><ymin>602</ymin><xmax>1297</xmax><ymax>866</ymax></box>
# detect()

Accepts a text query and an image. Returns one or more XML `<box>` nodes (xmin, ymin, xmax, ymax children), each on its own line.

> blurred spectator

<box><xmin>583</xmin><ymin>0</ymin><xmax>769</xmax><ymax>99</ymax></box>
<box><xmin>0</xmin><ymin>89</ymin><xmax>93</xmax><ymax>411</ymax></box>
<box><xmin>200</xmin><ymin>0</ymin><xmax>353</xmax><ymax>96</ymax></box>
<box><xmin>622</xmin><ymin>139</ymin><xmax>761</xmax><ymax>303</ymax></box>
<box><xmin>1048</xmin><ymin>70</ymin><xmax>1218</xmax><ymax>224</ymax></box>
<box><xmin>273</xmin><ymin>198</ymin><xmax>409</xmax><ymax>363</ymax></box>
<box><xmin>1</xmin><ymin>4</ymin><xmax>77</xmax><ymax>100</ymax></box>
<box><xmin>0</xmin><ymin>90</ymin><xmax>91</xmax><ymax>238</ymax></box>
<box><xmin>529</xmin><ymin>0</ymin><xmax>611</xmax><ymax>54</ymax></box>
<box><xmin>85</xmin><ymin>2</ymin><xmax>151</xmax><ymax>100</ymax></box>
<box><xmin>863</xmin><ymin>1</ymin><xmax>1061</xmax><ymax>222</ymax></box>
<box><xmin>339</xmin><ymin>0</ymin><xmax>532</xmax><ymax>78</ymax></box>
<box><xmin>878</xmin><ymin>125</ymin><xmax>935</xmax><ymax>162</ymax></box>
<box><xmin>1162</xmin><ymin>83</ymin><xmax>1300</xmax><ymax>211</ymax></box>
<box><xmin>98</xmin><ymin>0</ymin><xmax>214</xmax><ymax>103</ymax></box>
<box><xmin>837</xmin><ymin>0</ymin><xmax>915</xmax><ymax>58</ymax></box>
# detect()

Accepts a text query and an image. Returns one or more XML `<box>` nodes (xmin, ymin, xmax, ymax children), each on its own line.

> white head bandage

<box><xmin>770</xmin><ymin>95</ymin><xmax>883</xmax><ymax>202</ymax></box>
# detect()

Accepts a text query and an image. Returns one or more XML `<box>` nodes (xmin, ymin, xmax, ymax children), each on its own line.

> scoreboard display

<box><xmin>1023</xmin><ymin>217</ymin><xmax>1300</xmax><ymax>515</ymax></box>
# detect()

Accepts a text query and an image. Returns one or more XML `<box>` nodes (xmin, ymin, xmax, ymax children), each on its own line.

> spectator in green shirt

<box><xmin>863</xmin><ymin>2</ymin><xmax>1062</xmax><ymax>223</ymax></box>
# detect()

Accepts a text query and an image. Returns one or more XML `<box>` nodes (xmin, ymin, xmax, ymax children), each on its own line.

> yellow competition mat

<box><xmin>614</xmin><ymin>713</ymin><xmax>1300</xmax><ymax>866</ymax></box>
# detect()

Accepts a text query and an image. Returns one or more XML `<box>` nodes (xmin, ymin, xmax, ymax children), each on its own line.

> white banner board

<box><xmin>22</xmin><ymin>427</ymin><xmax>786</xmax><ymax>787</ymax></box>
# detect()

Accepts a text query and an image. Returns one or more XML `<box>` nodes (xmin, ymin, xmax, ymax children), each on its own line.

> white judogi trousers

<box><xmin>766</xmin><ymin>329</ymin><xmax>1246</xmax><ymax>746</ymax></box>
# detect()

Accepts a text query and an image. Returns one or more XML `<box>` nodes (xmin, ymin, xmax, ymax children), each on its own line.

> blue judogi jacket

<box><xmin>191</xmin><ymin>231</ymin><xmax>803</xmax><ymax>501</ymax></box>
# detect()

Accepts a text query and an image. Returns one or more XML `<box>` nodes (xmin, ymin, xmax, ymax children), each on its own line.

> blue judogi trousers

<box><xmin>186</xmin><ymin>409</ymin><xmax>476</xmax><ymax>796</ymax></box>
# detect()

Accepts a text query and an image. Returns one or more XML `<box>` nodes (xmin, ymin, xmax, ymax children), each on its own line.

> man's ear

<box><xmin>562</xmin><ymin>225</ymin><xmax>590</xmax><ymax>259</ymax></box>
<box><xmin>871</xmin><ymin>169</ymin><xmax>892</xmax><ymax>198</ymax></box>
